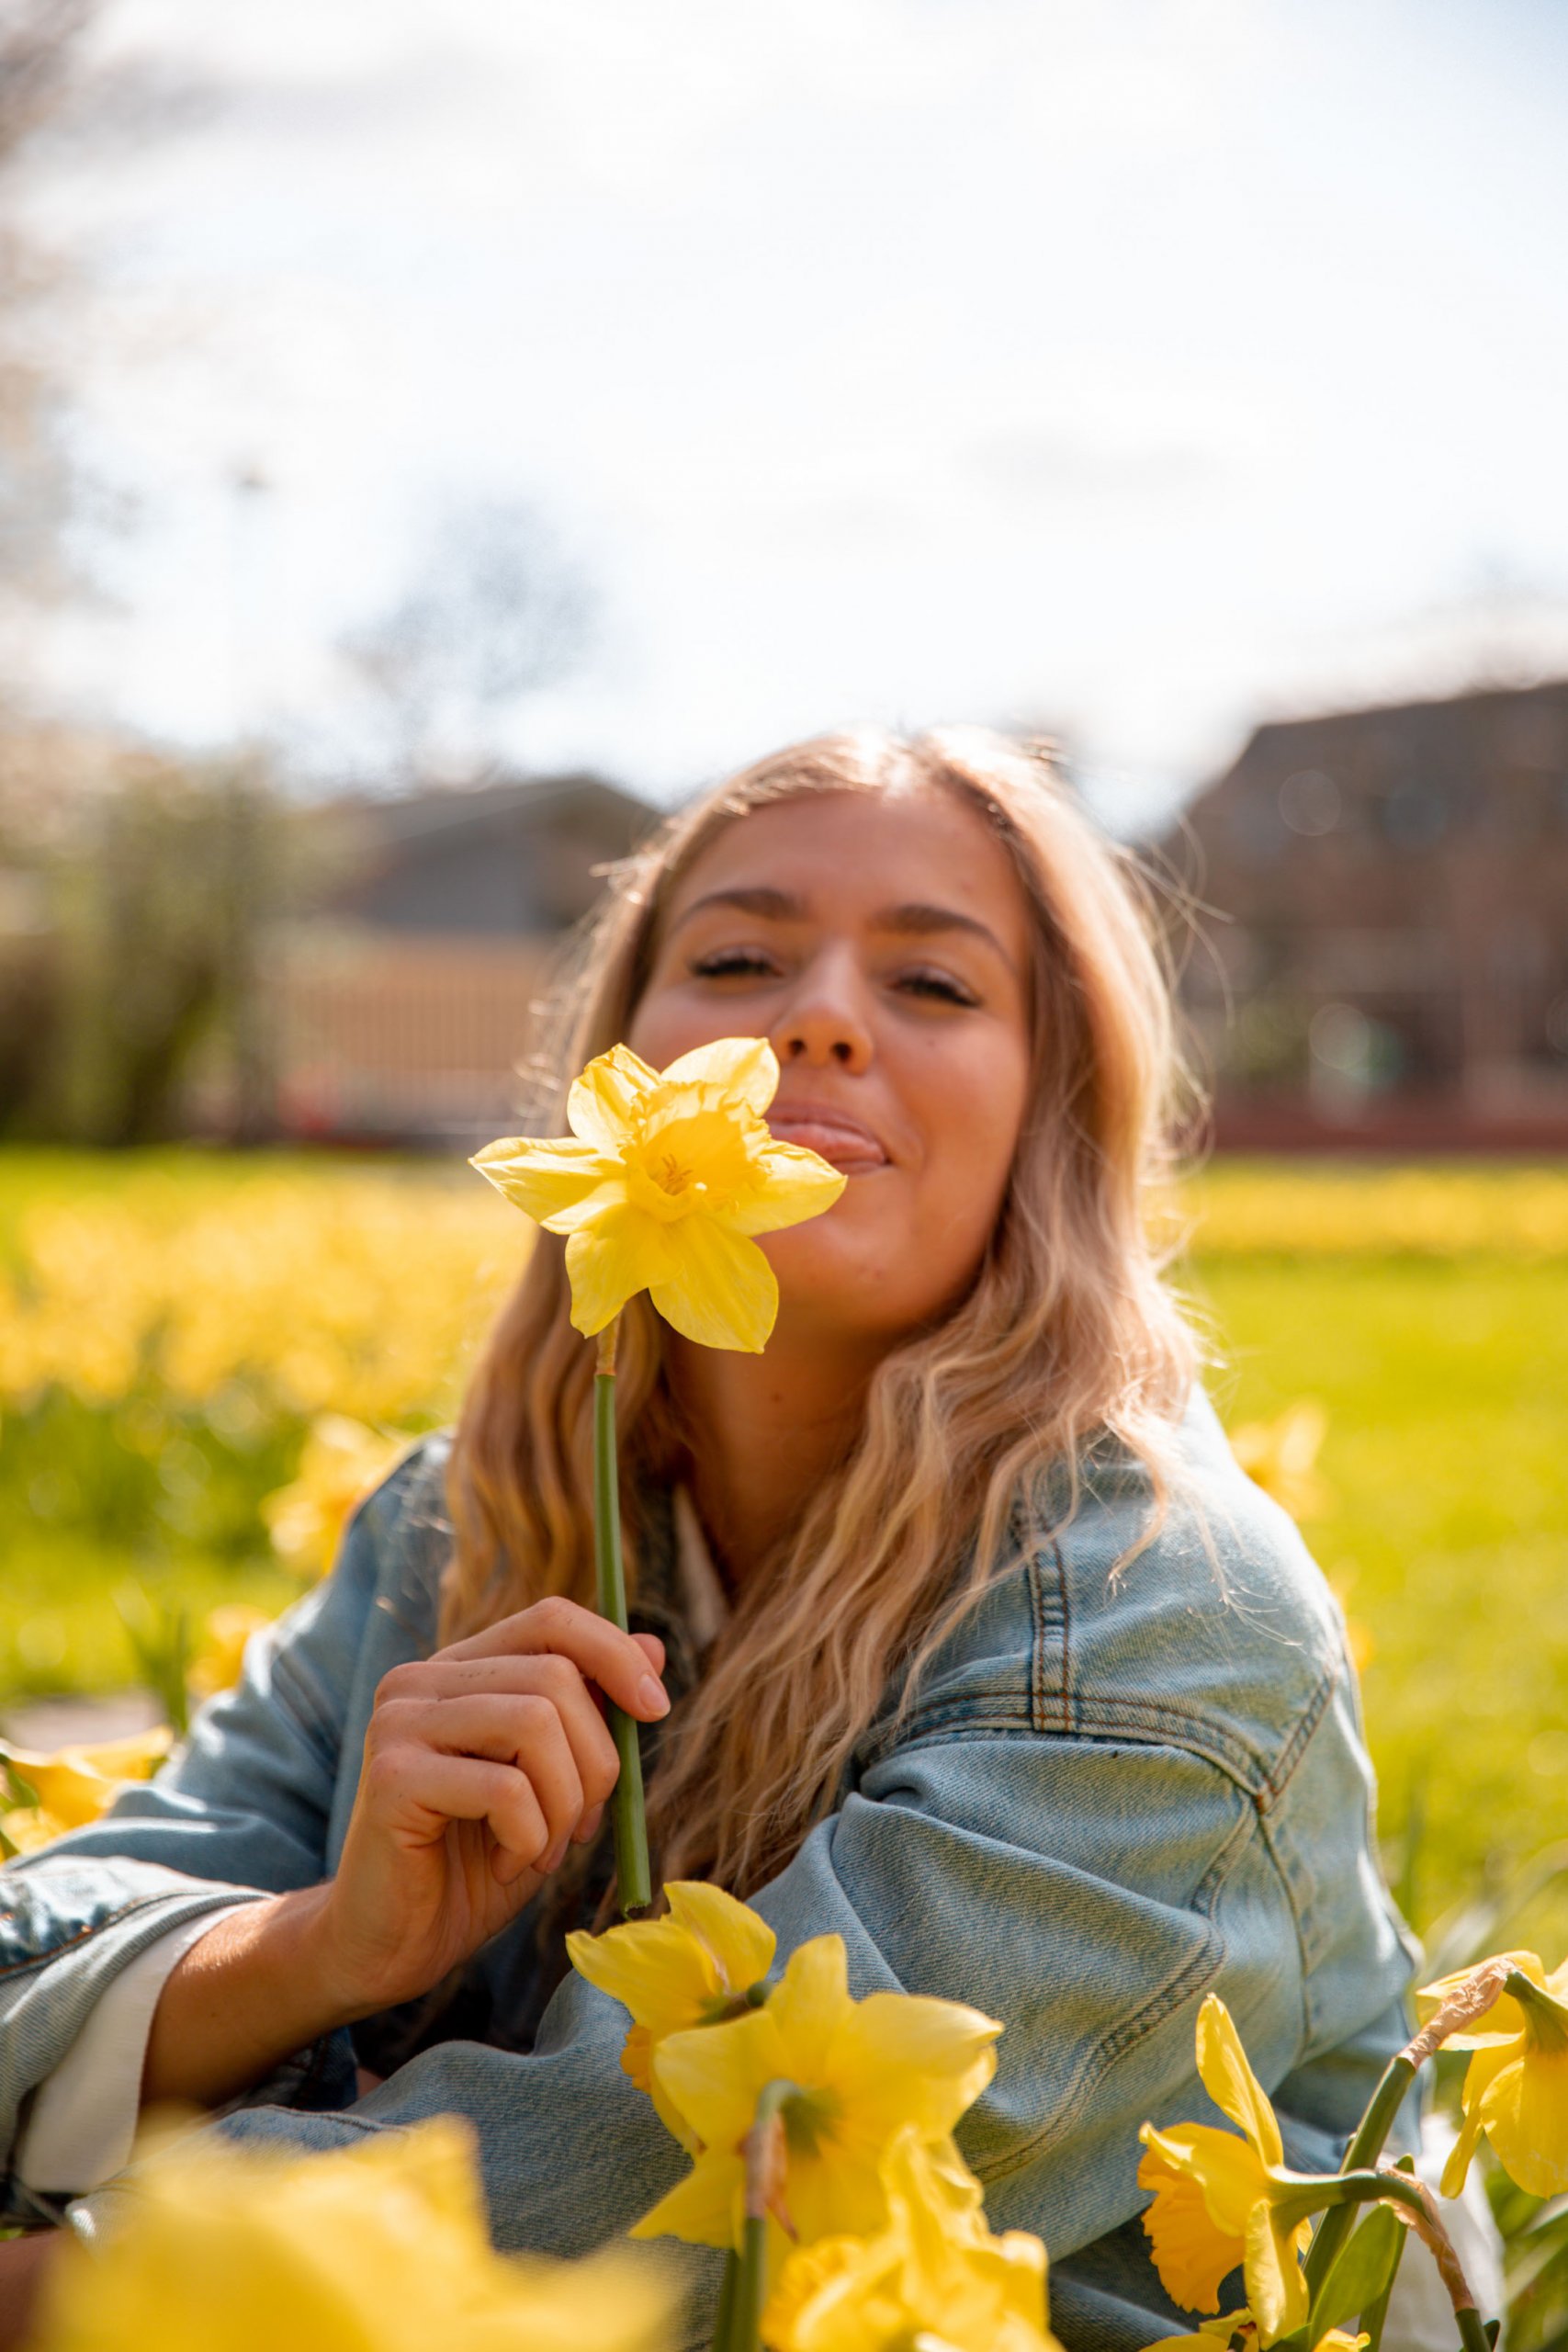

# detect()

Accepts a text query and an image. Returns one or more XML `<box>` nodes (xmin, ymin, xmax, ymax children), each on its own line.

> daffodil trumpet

<box><xmin>595</xmin><ymin>1315</ymin><xmax>651</xmax><ymax>1914</ymax></box>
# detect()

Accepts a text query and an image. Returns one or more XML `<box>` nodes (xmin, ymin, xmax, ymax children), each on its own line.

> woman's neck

<box><xmin>666</xmin><ymin>1325</ymin><xmax>887</xmax><ymax>1587</ymax></box>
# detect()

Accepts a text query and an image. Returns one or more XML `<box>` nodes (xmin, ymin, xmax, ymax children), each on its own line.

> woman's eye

<box><xmin>689</xmin><ymin>948</ymin><xmax>779</xmax><ymax>981</ymax></box>
<box><xmin>896</xmin><ymin>967</ymin><xmax>979</xmax><ymax>1007</ymax></box>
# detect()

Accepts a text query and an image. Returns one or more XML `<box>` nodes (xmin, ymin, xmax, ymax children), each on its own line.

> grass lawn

<box><xmin>2</xmin><ymin>1147</ymin><xmax>1565</xmax><ymax>1930</ymax></box>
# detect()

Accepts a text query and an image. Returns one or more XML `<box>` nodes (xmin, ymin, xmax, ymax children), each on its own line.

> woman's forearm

<box><xmin>0</xmin><ymin>2233</ymin><xmax>62</xmax><ymax>2350</ymax></box>
<box><xmin>141</xmin><ymin>1883</ymin><xmax>362</xmax><ymax>2110</ymax></box>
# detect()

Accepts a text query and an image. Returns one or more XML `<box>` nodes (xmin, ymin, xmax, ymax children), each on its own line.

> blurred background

<box><xmin>0</xmin><ymin>0</ymin><xmax>1564</xmax><ymax>1966</ymax></box>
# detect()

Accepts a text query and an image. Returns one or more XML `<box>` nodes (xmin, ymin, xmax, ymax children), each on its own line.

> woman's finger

<box><xmin>439</xmin><ymin>1596</ymin><xmax>670</xmax><ymax>1720</ymax></box>
<box><xmin>389</xmin><ymin>1693</ymin><xmax>587</xmax><ymax>1861</ymax></box>
<box><xmin>373</xmin><ymin>1657</ymin><xmax>621</xmax><ymax>1807</ymax></box>
<box><xmin>363</xmin><ymin>1746</ymin><xmax>549</xmax><ymax>1871</ymax></box>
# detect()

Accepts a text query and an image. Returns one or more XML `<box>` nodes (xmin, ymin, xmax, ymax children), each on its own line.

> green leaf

<box><xmin>1314</xmin><ymin>2203</ymin><xmax>1405</xmax><ymax>2335</ymax></box>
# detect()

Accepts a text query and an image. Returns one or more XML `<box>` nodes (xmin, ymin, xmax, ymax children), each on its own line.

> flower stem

<box><xmin>1302</xmin><ymin>2053</ymin><xmax>1416</xmax><ymax>2300</ymax></box>
<box><xmin>712</xmin><ymin>2248</ymin><xmax>742</xmax><ymax>2352</ymax></box>
<box><xmin>1304</xmin><ymin>1961</ymin><xmax>1512</xmax><ymax>2315</ymax></box>
<box><xmin>731</xmin><ymin>2078</ymin><xmax>798</xmax><ymax>2352</ymax></box>
<box><xmin>593</xmin><ymin>1317</ymin><xmax>651</xmax><ymax>1915</ymax></box>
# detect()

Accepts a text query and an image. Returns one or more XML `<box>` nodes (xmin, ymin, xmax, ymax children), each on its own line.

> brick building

<box><xmin>275</xmin><ymin>772</ymin><xmax>655</xmax><ymax>1144</ymax></box>
<box><xmin>1174</xmin><ymin>681</ymin><xmax>1568</xmax><ymax>1148</ymax></box>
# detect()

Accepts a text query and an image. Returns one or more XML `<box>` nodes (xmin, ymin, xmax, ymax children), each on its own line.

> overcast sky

<box><xmin>37</xmin><ymin>0</ymin><xmax>1568</xmax><ymax>824</ymax></box>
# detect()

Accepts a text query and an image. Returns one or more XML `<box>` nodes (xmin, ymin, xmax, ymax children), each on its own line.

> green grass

<box><xmin>1190</xmin><ymin>1254</ymin><xmax>1568</xmax><ymax>1926</ymax></box>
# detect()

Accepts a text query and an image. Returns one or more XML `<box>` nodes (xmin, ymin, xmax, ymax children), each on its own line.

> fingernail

<box><xmin>543</xmin><ymin>1838</ymin><xmax>569</xmax><ymax>1873</ymax></box>
<box><xmin>637</xmin><ymin>1674</ymin><xmax>671</xmax><ymax>1718</ymax></box>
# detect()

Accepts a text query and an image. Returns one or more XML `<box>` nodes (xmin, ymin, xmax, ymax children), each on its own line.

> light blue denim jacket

<box><xmin>0</xmin><ymin>1388</ymin><xmax>1416</xmax><ymax>2349</ymax></box>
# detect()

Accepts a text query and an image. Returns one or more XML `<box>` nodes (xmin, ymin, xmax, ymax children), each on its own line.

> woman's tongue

<box><xmin>768</xmin><ymin>1111</ymin><xmax>887</xmax><ymax>1171</ymax></box>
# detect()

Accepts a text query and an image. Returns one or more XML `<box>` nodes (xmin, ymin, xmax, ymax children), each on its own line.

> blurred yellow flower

<box><xmin>1416</xmin><ymin>1950</ymin><xmax>1568</xmax><ymax>2198</ymax></box>
<box><xmin>761</xmin><ymin>2125</ymin><xmax>1058</xmax><ymax>2352</ymax></box>
<box><xmin>1142</xmin><ymin>2316</ymin><xmax>1366</xmax><ymax>2352</ymax></box>
<box><xmin>472</xmin><ymin>1038</ymin><xmax>845</xmax><ymax>1352</ymax></box>
<box><xmin>262</xmin><ymin>1413</ymin><xmax>409</xmax><ymax>1580</ymax></box>
<box><xmin>1</xmin><ymin>1725</ymin><xmax>173</xmax><ymax>1855</ymax></box>
<box><xmin>1228</xmin><ymin>1401</ymin><xmax>1330</xmax><ymax>1523</ymax></box>
<box><xmin>36</xmin><ymin>2117</ymin><xmax>672</xmax><ymax>2352</ymax></box>
<box><xmin>568</xmin><ymin>1879</ymin><xmax>777</xmax><ymax>2148</ymax></box>
<box><xmin>187</xmin><ymin>1603</ymin><xmax>276</xmax><ymax>1702</ymax></box>
<box><xmin>633</xmin><ymin>1931</ymin><xmax>1000</xmax><ymax>2252</ymax></box>
<box><xmin>1136</xmin><ymin>1997</ymin><xmax>1311</xmax><ymax>2345</ymax></box>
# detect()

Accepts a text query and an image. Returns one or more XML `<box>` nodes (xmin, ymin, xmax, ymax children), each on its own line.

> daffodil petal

<box><xmin>834</xmin><ymin>1993</ymin><xmax>1001</xmax><ymax>2143</ymax></box>
<box><xmin>1243</xmin><ymin>2198</ymin><xmax>1308</xmax><ymax>2344</ymax></box>
<box><xmin>653</xmin><ymin>2007</ymin><xmax>785</xmax><ymax>2154</ymax></box>
<box><xmin>1195</xmin><ymin>1999</ymin><xmax>1284</xmax><ymax>2169</ymax></box>
<box><xmin>647</xmin><ymin>1216</ymin><xmax>778</xmax><ymax>1351</ymax></box>
<box><xmin>1141</xmin><ymin>2121</ymin><xmax>1268</xmax><ymax>2241</ymax></box>
<box><xmin>1479</xmin><ymin>2045</ymin><xmax>1568</xmax><ymax>2197</ymax></box>
<box><xmin>567</xmin><ymin>1045</ymin><xmax>662</xmax><ymax>1152</ymax></box>
<box><xmin>564</xmin><ymin>1204</ymin><xmax>671</xmax><ymax>1335</ymax></box>
<box><xmin>629</xmin><ymin>2151</ymin><xmax>745</xmax><ymax>2250</ymax></box>
<box><xmin>664</xmin><ymin>1880</ymin><xmax>777</xmax><ymax>1991</ymax></box>
<box><xmin>470</xmin><ymin>1137</ymin><xmax>620</xmax><ymax>1228</ymax></box>
<box><xmin>724</xmin><ymin>1142</ymin><xmax>848</xmax><ymax>1235</ymax></box>
<box><xmin>660</xmin><ymin>1035</ymin><xmax>780</xmax><ymax>1114</ymax></box>
<box><xmin>768</xmin><ymin>1935</ymin><xmax>854</xmax><ymax>2049</ymax></box>
<box><xmin>565</xmin><ymin>1917</ymin><xmax>720</xmax><ymax>2037</ymax></box>
<box><xmin>789</xmin><ymin>2148</ymin><xmax>895</xmax><ymax>2247</ymax></box>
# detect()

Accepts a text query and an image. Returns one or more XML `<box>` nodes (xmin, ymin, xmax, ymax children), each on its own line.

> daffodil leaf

<box><xmin>1312</xmin><ymin>2203</ymin><xmax>1403</xmax><ymax>2336</ymax></box>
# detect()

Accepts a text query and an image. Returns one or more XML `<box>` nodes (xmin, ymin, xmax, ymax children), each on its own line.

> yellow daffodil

<box><xmin>1142</xmin><ymin>2317</ymin><xmax>1366</xmax><ymax>2352</ymax></box>
<box><xmin>1136</xmin><ymin>1997</ymin><xmax>1312</xmax><ymax>2345</ymax></box>
<box><xmin>1228</xmin><ymin>1401</ymin><xmax>1330</xmax><ymax>1523</ymax></box>
<box><xmin>568</xmin><ymin>1880</ymin><xmax>777</xmax><ymax>2148</ymax></box>
<box><xmin>1416</xmin><ymin>1950</ymin><xmax>1568</xmax><ymax>2197</ymax></box>
<box><xmin>1</xmin><ymin>1725</ymin><xmax>173</xmax><ymax>1856</ymax></box>
<box><xmin>36</xmin><ymin>2117</ymin><xmax>673</xmax><ymax>2352</ymax></box>
<box><xmin>761</xmin><ymin>2124</ymin><xmax>1059</xmax><ymax>2352</ymax></box>
<box><xmin>471</xmin><ymin>1038</ymin><xmax>846</xmax><ymax>1352</ymax></box>
<box><xmin>186</xmin><ymin>1603</ymin><xmax>276</xmax><ymax>1702</ymax></box>
<box><xmin>633</xmin><ymin>1932</ymin><xmax>1000</xmax><ymax>2253</ymax></box>
<box><xmin>262</xmin><ymin>1413</ymin><xmax>408</xmax><ymax>1580</ymax></box>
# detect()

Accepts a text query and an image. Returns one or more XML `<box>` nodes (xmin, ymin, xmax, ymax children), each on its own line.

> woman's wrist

<box><xmin>141</xmin><ymin>1883</ymin><xmax>367</xmax><ymax>2111</ymax></box>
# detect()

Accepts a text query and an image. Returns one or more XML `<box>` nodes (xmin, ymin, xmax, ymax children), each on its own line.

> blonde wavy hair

<box><xmin>442</xmin><ymin>728</ymin><xmax>1200</xmax><ymax>1894</ymax></box>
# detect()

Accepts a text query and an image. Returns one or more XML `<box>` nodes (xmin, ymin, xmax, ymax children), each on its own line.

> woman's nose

<box><xmin>771</xmin><ymin>958</ymin><xmax>874</xmax><ymax>1072</ymax></box>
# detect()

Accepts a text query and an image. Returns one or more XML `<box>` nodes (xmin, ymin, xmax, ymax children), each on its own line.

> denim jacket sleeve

<box><xmin>0</xmin><ymin>1453</ymin><xmax>434</xmax><ymax>2221</ymax></box>
<box><xmin>2</xmin><ymin>1396</ymin><xmax>1416</xmax><ymax>2352</ymax></box>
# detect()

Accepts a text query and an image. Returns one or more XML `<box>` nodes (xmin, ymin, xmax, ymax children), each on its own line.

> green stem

<box><xmin>593</xmin><ymin>1322</ymin><xmax>651</xmax><ymax>1915</ymax></box>
<box><xmin>731</xmin><ymin>2079</ymin><xmax>799</xmax><ymax>2352</ymax></box>
<box><xmin>712</xmin><ymin>2248</ymin><xmax>742</xmax><ymax>2352</ymax></box>
<box><xmin>1303</xmin><ymin>2052</ymin><xmax>1416</xmax><ymax>2302</ymax></box>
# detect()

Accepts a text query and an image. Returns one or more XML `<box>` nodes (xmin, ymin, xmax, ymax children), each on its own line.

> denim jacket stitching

<box><xmin>0</xmin><ymin>1886</ymin><xmax>254</xmax><ymax>1983</ymax></box>
<box><xmin>1256</xmin><ymin>1668</ymin><xmax>1336</xmax><ymax>1813</ymax></box>
<box><xmin>972</xmin><ymin>1790</ymin><xmax>1270</xmax><ymax>2188</ymax></box>
<box><xmin>971</xmin><ymin>1911</ymin><xmax>1226</xmax><ymax>2186</ymax></box>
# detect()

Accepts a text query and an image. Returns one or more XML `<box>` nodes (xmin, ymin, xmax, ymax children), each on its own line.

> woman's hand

<box><xmin>142</xmin><ymin>1599</ymin><xmax>670</xmax><ymax>2114</ymax></box>
<box><xmin>310</xmin><ymin>1598</ymin><xmax>670</xmax><ymax>2018</ymax></box>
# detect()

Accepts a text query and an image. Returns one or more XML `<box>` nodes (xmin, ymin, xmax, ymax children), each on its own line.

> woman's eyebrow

<box><xmin>670</xmin><ymin>886</ymin><xmax>807</xmax><ymax>932</ymax></box>
<box><xmin>671</xmin><ymin>887</ymin><xmax>1012</xmax><ymax>966</ymax></box>
<box><xmin>874</xmin><ymin>901</ymin><xmax>1010</xmax><ymax>960</ymax></box>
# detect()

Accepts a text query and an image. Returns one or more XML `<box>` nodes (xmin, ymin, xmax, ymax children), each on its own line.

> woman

<box><xmin>0</xmin><ymin>730</ymin><xmax>1415</xmax><ymax>2346</ymax></box>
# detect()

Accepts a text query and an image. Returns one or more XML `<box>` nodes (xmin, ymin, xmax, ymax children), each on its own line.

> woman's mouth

<box><xmin>766</xmin><ymin>1103</ymin><xmax>890</xmax><ymax>1173</ymax></box>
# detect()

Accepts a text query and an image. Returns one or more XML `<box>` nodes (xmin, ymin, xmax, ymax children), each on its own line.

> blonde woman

<box><xmin>0</xmin><ymin>732</ymin><xmax>1414</xmax><ymax>2346</ymax></box>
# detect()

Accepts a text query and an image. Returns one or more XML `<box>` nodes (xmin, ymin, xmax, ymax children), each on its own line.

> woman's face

<box><xmin>626</xmin><ymin>786</ymin><xmax>1036</xmax><ymax>1345</ymax></box>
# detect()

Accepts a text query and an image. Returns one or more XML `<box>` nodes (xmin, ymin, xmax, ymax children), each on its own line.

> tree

<box><xmin>341</xmin><ymin>494</ymin><xmax>594</xmax><ymax>784</ymax></box>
